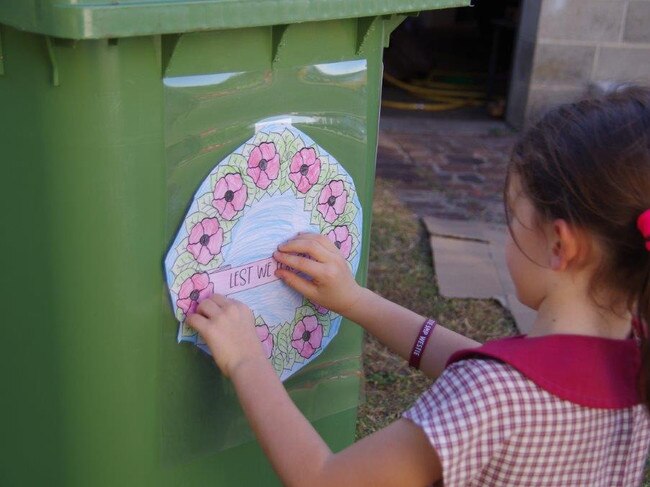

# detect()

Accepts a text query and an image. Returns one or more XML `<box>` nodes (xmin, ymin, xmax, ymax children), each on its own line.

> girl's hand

<box><xmin>186</xmin><ymin>295</ymin><xmax>265</xmax><ymax>378</ymax></box>
<box><xmin>273</xmin><ymin>233</ymin><xmax>363</xmax><ymax>316</ymax></box>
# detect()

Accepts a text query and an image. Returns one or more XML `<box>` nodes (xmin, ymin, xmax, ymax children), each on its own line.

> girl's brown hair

<box><xmin>507</xmin><ymin>86</ymin><xmax>650</xmax><ymax>410</ymax></box>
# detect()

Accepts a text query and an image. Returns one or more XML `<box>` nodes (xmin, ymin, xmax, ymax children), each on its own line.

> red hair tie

<box><xmin>632</xmin><ymin>316</ymin><xmax>646</xmax><ymax>340</ymax></box>
<box><xmin>638</xmin><ymin>209</ymin><xmax>650</xmax><ymax>251</ymax></box>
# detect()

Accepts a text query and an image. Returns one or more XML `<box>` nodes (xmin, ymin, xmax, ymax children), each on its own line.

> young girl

<box><xmin>187</xmin><ymin>87</ymin><xmax>650</xmax><ymax>486</ymax></box>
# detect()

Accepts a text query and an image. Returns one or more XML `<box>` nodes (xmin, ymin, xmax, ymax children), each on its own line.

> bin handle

<box><xmin>0</xmin><ymin>26</ymin><xmax>4</xmax><ymax>76</ymax></box>
<box><xmin>44</xmin><ymin>37</ymin><xmax>60</xmax><ymax>87</ymax></box>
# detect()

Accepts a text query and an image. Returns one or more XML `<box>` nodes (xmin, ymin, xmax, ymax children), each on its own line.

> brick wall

<box><xmin>507</xmin><ymin>0</ymin><xmax>650</xmax><ymax>128</ymax></box>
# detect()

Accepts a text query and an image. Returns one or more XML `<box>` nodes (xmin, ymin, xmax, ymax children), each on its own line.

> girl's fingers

<box><xmin>297</xmin><ymin>232</ymin><xmax>337</xmax><ymax>250</ymax></box>
<box><xmin>294</xmin><ymin>233</ymin><xmax>339</xmax><ymax>254</ymax></box>
<box><xmin>295</xmin><ymin>232</ymin><xmax>325</xmax><ymax>240</ymax></box>
<box><xmin>197</xmin><ymin>297</ymin><xmax>222</xmax><ymax>319</ymax></box>
<box><xmin>208</xmin><ymin>293</ymin><xmax>229</xmax><ymax>307</ymax></box>
<box><xmin>278</xmin><ymin>236</ymin><xmax>332</xmax><ymax>262</ymax></box>
<box><xmin>295</xmin><ymin>232</ymin><xmax>336</xmax><ymax>246</ymax></box>
<box><xmin>276</xmin><ymin>268</ymin><xmax>317</xmax><ymax>298</ymax></box>
<box><xmin>186</xmin><ymin>313</ymin><xmax>209</xmax><ymax>332</ymax></box>
<box><xmin>273</xmin><ymin>251</ymin><xmax>322</xmax><ymax>277</ymax></box>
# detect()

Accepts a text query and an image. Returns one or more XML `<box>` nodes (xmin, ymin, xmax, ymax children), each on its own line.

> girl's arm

<box><xmin>344</xmin><ymin>287</ymin><xmax>479</xmax><ymax>378</ymax></box>
<box><xmin>274</xmin><ymin>234</ymin><xmax>479</xmax><ymax>378</ymax></box>
<box><xmin>187</xmin><ymin>297</ymin><xmax>442</xmax><ymax>487</ymax></box>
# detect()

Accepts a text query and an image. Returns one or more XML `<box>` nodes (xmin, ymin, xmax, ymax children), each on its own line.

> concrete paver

<box><xmin>423</xmin><ymin>217</ymin><xmax>534</xmax><ymax>333</ymax></box>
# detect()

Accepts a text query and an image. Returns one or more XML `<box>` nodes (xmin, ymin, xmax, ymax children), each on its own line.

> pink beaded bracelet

<box><xmin>409</xmin><ymin>318</ymin><xmax>437</xmax><ymax>369</ymax></box>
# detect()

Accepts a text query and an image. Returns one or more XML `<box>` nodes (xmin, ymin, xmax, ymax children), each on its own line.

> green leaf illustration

<box><xmin>175</xmin><ymin>307</ymin><xmax>186</xmax><ymax>323</ymax></box>
<box><xmin>319</xmin><ymin>313</ymin><xmax>332</xmax><ymax>337</ymax></box>
<box><xmin>171</xmin><ymin>250</ymin><xmax>198</xmax><ymax>276</ymax></box>
<box><xmin>315</xmin><ymin>160</ymin><xmax>329</xmax><ymax>187</ymax></box>
<box><xmin>288</xmin><ymin>139</ymin><xmax>305</xmax><ymax>158</ymax></box>
<box><xmin>180</xmin><ymin>322</ymin><xmax>198</xmax><ymax>338</ymax></box>
<box><xmin>276</xmin><ymin>323</ymin><xmax>290</xmax><ymax>355</ymax></box>
<box><xmin>284</xmin><ymin>349</ymin><xmax>297</xmax><ymax>370</ymax></box>
<box><xmin>252</xmin><ymin>131</ymin><xmax>270</xmax><ymax>146</ymax></box>
<box><xmin>325</xmin><ymin>164</ymin><xmax>340</xmax><ymax>182</ymax></box>
<box><xmin>318</xmin><ymin>154</ymin><xmax>330</xmax><ymax>167</ymax></box>
<box><xmin>196</xmin><ymin>192</ymin><xmax>217</xmax><ymax>215</ymax></box>
<box><xmin>228</xmin><ymin>153</ymin><xmax>248</xmax><ymax>171</ymax></box>
<box><xmin>239</xmin><ymin>172</ymin><xmax>258</xmax><ymax>204</ymax></box>
<box><xmin>253</xmin><ymin>182</ymin><xmax>268</xmax><ymax>201</ymax></box>
<box><xmin>346</xmin><ymin>223</ymin><xmax>361</xmax><ymax>257</ymax></box>
<box><xmin>279</xmin><ymin>174</ymin><xmax>295</xmax><ymax>195</ymax></box>
<box><xmin>281</xmin><ymin>129</ymin><xmax>296</xmax><ymax>149</ymax></box>
<box><xmin>342</xmin><ymin>201</ymin><xmax>359</xmax><ymax>224</ymax></box>
<box><xmin>304</xmin><ymin>184</ymin><xmax>324</xmax><ymax>211</ymax></box>
<box><xmin>292</xmin><ymin>350</ymin><xmax>305</xmax><ymax>365</ymax></box>
<box><xmin>272</xmin><ymin>353</ymin><xmax>285</xmax><ymax>374</ymax></box>
<box><xmin>268</xmin><ymin>134</ymin><xmax>287</xmax><ymax>161</ymax></box>
<box><xmin>174</xmin><ymin>236</ymin><xmax>189</xmax><ymax>256</ymax></box>
<box><xmin>198</xmin><ymin>253</ymin><xmax>223</xmax><ymax>273</ymax></box>
<box><xmin>241</xmin><ymin>143</ymin><xmax>257</xmax><ymax>158</ymax></box>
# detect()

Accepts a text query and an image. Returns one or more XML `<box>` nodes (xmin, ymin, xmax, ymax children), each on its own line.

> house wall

<box><xmin>507</xmin><ymin>0</ymin><xmax>650</xmax><ymax>128</ymax></box>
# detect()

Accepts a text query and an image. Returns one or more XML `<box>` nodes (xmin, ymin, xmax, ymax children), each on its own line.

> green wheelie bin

<box><xmin>0</xmin><ymin>1</ymin><xmax>469</xmax><ymax>485</ymax></box>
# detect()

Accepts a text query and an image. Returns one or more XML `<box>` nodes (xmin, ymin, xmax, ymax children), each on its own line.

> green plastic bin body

<box><xmin>0</xmin><ymin>2</ymin><xmax>468</xmax><ymax>485</ymax></box>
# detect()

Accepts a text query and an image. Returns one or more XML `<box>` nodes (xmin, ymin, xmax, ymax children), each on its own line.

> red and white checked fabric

<box><xmin>403</xmin><ymin>358</ymin><xmax>650</xmax><ymax>486</ymax></box>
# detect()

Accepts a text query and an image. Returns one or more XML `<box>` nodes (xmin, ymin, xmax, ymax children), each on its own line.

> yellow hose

<box><xmin>426</xmin><ymin>69</ymin><xmax>486</xmax><ymax>77</ymax></box>
<box><xmin>381</xmin><ymin>99</ymin><xmax>468</xmax><ymax>112</ymax></box>
<box><xmin>382</xmin><ymin>71</ymin><xmax>486</xmax><ymax>112</ymax></box>
<box><xmin>383</xmin><ymin>72</ymin><xmax>485</xmax><ymax>99</ymax></box>
<box><xmin>412</xmin><ymin>78</ymin><xmax>484</xmax><ymax>92</ymax></box>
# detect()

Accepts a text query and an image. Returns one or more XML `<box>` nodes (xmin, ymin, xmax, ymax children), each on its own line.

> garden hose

<box><xmin>381</xmin><ymin>99</ymin><xmax>468</xmax><ymax>112</ymax></box>
<box><xmin>382</xmin><ymin>71</ymin><xmax>486</xmax><ymax>112</ymax></box>
<box><xmin>411</xmin><ymin>77</ymin><xmax>484</xmax><ymax>92</ymax></box>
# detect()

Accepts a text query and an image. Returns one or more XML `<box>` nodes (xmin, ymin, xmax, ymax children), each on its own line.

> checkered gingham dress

<box><xmin>403</xmin><ymin>358</ymin><xmax>650</xmax><ymax>486</ymax></box>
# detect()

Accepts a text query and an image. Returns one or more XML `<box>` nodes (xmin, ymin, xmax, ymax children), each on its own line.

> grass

<box><xmin>355</xmin><ymin>178</ymin><xmax>650</xmax><ymax>485</ymax></box>
<box><xmin>355</xmin><ymin>178</ymin><xmax>517</xmax><ymax>438</ymax></box>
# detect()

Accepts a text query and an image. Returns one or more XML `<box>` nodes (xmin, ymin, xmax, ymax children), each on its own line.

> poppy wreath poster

<box><xmin>164</xmin><ymin>124</ymin><xmax>363</xmax><ymax>380</ymax></box>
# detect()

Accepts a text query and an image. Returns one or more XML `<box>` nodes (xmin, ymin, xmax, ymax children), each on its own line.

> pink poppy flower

<box><xmin>326</xmin><ymin>225</ymin><xmax>352</xmax><ymax>259</ymax></box>
<box><xmin>213</xmin><ymin>173</ymin><xmax>248</xmax><ymax>220</ymax></box>
<box><xmin>256</xmin><ymin>324</ymin><xmax>274</xmax><ymax>359</ymax></box>
<box><xmin>247</xmin><ymin>142</ymin><xmax>280</xmax><ymax>190</ymax></box>
<box><xmin>289</xmin><ymin>147</ymin><xmax>321</xmax><ymax>193</ymax></box>
<box><xmin>291</xmin><ymin>315</ymin><xmax>323</xmax><ymax>359</ymax></box>
<box><xmin>187</xmin><ymin>217</ymin><xmax>224</xmax><ymax>265</ymax></box>
<box><xmin>317</xmin><ymin>180</ymin><xmax>348</xmax><ymax>223</ymax></box>
<box><xmin>177</xmin><ymin>273</ymin><xmax>213</xmax><ymax>316</ymax></box>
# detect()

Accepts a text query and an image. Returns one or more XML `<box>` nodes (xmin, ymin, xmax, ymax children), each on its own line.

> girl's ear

<box><xmin>549</xmin><ymin>219</ymin><xmax>581</xmax><ymax>271</ymax></box>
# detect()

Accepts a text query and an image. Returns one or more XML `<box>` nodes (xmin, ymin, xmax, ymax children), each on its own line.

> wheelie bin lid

<box><xmin>0</xmin><ymin>0</ymin><xmax>470</xmax><ymax>40</ymax></box>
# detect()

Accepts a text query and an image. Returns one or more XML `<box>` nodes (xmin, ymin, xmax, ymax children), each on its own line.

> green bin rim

<box><xmin>0</xmin><ymin>0</ymin><xmax>471</xmax><ymax>40</ymax></box>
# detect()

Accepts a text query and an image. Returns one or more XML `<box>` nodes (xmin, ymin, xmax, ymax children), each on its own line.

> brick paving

<box><xmin>374</xmin><ymin>115</ymin><xmax>537</xmax><ymax>332</ymax></box>
<box><xmin>376</xmin><ymin>116</ymin><xmax>518</xmax><ymax>224</ymax></box>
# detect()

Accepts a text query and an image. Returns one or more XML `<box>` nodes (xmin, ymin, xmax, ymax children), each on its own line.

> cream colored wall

<box><xmin>507</xmin><ymin>0</ymin><xmax>650</xmax><ymax>127</ymax></box>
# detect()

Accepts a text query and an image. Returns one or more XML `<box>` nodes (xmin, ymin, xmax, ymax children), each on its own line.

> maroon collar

<box><xmin>448</xmin><ymin>334</ymin><xmax>642</xmax><ymax>409</ymax></box>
